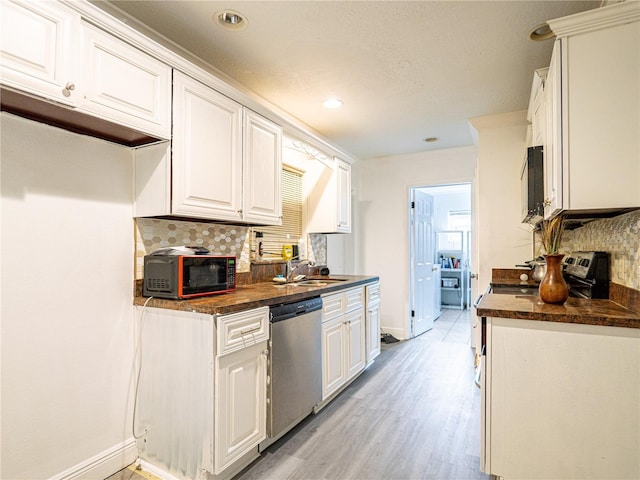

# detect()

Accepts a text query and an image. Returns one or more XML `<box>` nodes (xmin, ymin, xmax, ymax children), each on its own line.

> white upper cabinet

<box><xmin>543</xmin><ymin>2</ymin><xmax>640</xmax><ymax>218</ymax></box>
<box><xmin>307</xmin><ymin>156</ymin><xmax>352</xmax><ymax>234</ymax></box>
<box><xmin>172</xmin><ymin>70</ymin><xmax>244</xmax><ymax>222</ymax></box>
<box><xmin>79</xmin><ymin>22</ymin><xmax>171</xmax><ymax>139</ymax></box>
<box><xmin>526</xmin><ymin>68</ymin><xmax>548</xmax><ymax>148</ymax></box>
<box><xmin>242</xmin><ymin>110</ymin><xmax>283</xmax><ymax>225</ymax></box>
<box><xmin>136</xmin><ymin>71</ymin><xmax>283</xmax><ymax>225</ymax></box>
<box><xmin>1</xmin><ymin>0</ymin><xmax>80</xmax><ymax>106</ymax></box>
<box><xmin>0</xmin><ymin>0</ymin><xmax>171</xmax><ymax>141</ymax></box>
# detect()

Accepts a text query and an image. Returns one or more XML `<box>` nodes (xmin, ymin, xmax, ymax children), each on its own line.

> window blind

<box><xmin>254</xmin><ymin>166</ymin><xmax>303</xmax><ymax>259</ymax></box>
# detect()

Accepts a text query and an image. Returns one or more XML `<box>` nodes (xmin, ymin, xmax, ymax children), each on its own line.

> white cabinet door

<box><xmin>543</xmin><ymin>41</ymin><xmax>562</xmax><ymax>219</ymax></box>
<box><xmin>0</xmin><ymin>0</ymin><xmax>79</xmax><ymax>106</ymax></box>
<box><xmin>321</xmin><ymin>316</ymin><xmax>346</xmax><ymax>400</ymax></box>
<box><xmin>345</xmin><ymin>308</ymin><xmax>366</xmax><ymax>380</ymax></box>
<box><xmin>307</xmin><ymin>156</ymin><xmax>352</xmax><ymax>234</ymax></box>
<box><xmin>214</xmin><ymin>342</ymin><xmax>267</xmax><ymax>474</ymax></box>
<box><xmin>79</xmin><ymin>22</ymin><xmax>171</xmax><ymax>138</ymax></box>
<box><xmin>366</xmin><ymin>299</ymin><xmax>381</xmax><ymax>364</ymax></box>
<box><xmin>172</xmin><ymin>71</ymin><xmax>243</xmax><ymax>221</ymax></box>
<box><xmin>242</xmin><ymin>110</ymin><xmax>283</xmax><ymax>225</ymax></box>
<box><xmin>335</xmin><ymin>158</ymin><xmax>352</xmax><ymax>233</ymax></box>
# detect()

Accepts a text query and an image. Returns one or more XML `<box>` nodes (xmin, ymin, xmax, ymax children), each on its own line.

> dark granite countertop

<box><xmin>134</xmin><ymin>275</ymin><xmax>379</xmax><ymax>315</ymax></box>
<box><xmin>476</xmin><ymin>293</ymin><xmax>640</xmax><ymax>329</ymax></box>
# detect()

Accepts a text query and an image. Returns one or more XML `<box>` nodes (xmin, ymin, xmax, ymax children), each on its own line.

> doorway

<box><xmin>409</xmin><ymin>183</ymin><xmax>472</xmax><ymax>338</ymax></box>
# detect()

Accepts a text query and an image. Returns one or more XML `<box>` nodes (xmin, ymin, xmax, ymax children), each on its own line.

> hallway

<box><xmin>235</xmin><ymin>309</ymin><xmax>489</xmax><ymax>480</ymax></box>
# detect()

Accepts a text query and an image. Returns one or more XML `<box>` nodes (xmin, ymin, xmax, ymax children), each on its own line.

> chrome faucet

<box><xmin>286</xmin><ymin>260</ymin><xmax>315</xmax><ymax>282</ymax></box>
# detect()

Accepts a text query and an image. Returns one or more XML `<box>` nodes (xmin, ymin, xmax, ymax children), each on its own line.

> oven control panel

<box><xmin>563</xmin><ymin>251</ymin><xmax>608</xmax><ymax>280</ymax></box>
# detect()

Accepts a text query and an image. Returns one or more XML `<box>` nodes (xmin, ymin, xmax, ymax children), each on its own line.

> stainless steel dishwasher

<box><xmin>260</xmin><ymin>296</ymin><xmax>322</xmax><ymax>451</ymax></box>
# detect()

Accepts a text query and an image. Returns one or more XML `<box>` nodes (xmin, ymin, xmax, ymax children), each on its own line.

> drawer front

<box><xmin>217</xmin><ymin>307</ymin><xmax>269</xmax><ymax>356</ymax></box>
<box><xmin>322</xmin><ymin>292</ymin><xmax>345</xmax><ymax>322</ymax></box>
<box><xmin>344</xmin><ymin>287</ymin><xmax>365</xmax><ymax>313</ymax></box>
<box><xmin>366</xmin><ymin>282</ymin><xmax>380</xmax><ymax>305</ymax></box>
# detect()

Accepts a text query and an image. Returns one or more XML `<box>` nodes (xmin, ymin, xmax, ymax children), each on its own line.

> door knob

<box><xmin>470</xmin><ymin>273</ymin><xmax>478</xmax><ymax>279</ymax></box>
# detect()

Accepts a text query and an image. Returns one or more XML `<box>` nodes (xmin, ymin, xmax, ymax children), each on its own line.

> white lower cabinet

<box><xmin>482</xmin><ymin>316</ymin><xmax>640</xmax><ymax>479</ymax></box>
<box><xmin>214</xmin><ymin>342</ymin><xmax>267</xmax><ymax>474</ymax></box>
<box><xmin>321</xmin><ymin>286</ymin><xmax>366</xmax><ymax>401</ymax></box>
<box><xmin>134</xmin><ymin>306</ymin><xmax>268</xmax><ymax>479</ymax></box>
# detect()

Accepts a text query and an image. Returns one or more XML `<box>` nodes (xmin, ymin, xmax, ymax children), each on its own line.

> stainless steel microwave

<box><xmin>143</xmin><ymin>255</ymin><xmax>236</xmax><ymax>299</ymax></box>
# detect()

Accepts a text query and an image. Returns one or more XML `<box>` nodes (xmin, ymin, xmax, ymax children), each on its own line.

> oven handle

<box><xmin>474</xmin><ymin>345</ymin><xmax>485</xmax><ymax>389</ymax></box>
<box><xmin>473</xmin><ymin>293</ymin><xmax>485</xmax><ymax>308</ymax></box>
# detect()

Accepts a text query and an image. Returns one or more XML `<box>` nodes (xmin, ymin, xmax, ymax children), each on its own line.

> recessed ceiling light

<box><xmin>322</xmin><ymin>98</ymin><xmax>343</xmax><ymax>109</ymax></box>
<box><xmin>424</xmin><ymin>137</ymin><xmax>439</xmax><ymax>143</ymax></box>
<box><xmin>214</xmin><ymin>10</ymin><xmax>248</xmax><ymax>31</ymax></box>
<box><xmin>529</xmin><ymin>22</ymin><xmax>554</xmax><ymax>41</ymax></box>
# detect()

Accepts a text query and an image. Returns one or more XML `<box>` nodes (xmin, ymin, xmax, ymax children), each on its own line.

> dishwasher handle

<box><xmin>270</xmin><ymin>297</ymin><xmax>322</xmax><ymax>323</ymax></box>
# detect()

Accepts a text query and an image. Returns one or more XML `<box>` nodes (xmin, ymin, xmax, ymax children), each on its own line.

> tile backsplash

<box><xmin>563</xmin><ymin>209</ymin><xmax>640</xmax><ymax>289</ymax></box>
<box><xmin>134</xmin><ymin>218</ymin><xmax>327</xmax><ymax>280</ymax></box>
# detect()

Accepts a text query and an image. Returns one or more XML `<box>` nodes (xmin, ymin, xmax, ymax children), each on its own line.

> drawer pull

<box><xmin>240</xmin><ymin>325</ymin><xmax>261</xmax><ymax>335</ymax></box>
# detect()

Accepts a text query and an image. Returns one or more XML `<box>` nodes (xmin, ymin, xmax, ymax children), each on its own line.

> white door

<box><xmin>410</xmin><ymin>189</ymin><xmax>438</xmax><ymax>337</ymax></box>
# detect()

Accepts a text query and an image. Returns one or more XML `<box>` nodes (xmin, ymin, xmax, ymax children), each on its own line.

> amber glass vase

<box><xmin>538</xmin><ymin>254</ymin><xmax>569</xmax><ymax>304</ymax></box>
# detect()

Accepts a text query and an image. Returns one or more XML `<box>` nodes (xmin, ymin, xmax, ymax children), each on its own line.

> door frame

<box><xmin>409</xmin><ymin>182</ymin><xmax>473</xmax><ymax>338</ymax></box>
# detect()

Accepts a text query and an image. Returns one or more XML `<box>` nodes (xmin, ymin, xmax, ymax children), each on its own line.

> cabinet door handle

<box><xmin>64</xmin><ymin>82</ymin><xmax>76</xmax><ymax>92</ymax></box>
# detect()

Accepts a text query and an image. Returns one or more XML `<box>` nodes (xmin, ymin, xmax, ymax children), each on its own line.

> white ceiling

<box><xmin>95</xmin><ymin>1</ymin><xmax>601</xmax><ymax>160</ymax></box>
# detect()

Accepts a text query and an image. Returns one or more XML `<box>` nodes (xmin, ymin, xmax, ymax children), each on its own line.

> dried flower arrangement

<box><xmin>539</xmin><ymin>215</ymin><xmax>566</xmax><ymax>255</ymax></box>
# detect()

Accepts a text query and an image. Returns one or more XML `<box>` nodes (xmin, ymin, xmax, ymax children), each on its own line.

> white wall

<box><xmin>1</xmin><ymin>114</ymin><xmax>136</xmax><ymax>479</ymax></box>
<box><xmin>469</xmin><ymin>111</ymin><xmax>533</xmax><ymax>297</ymax></box>
<box><xmin>353</xmin><ymin>146</ymin><xmax>477</xmax><ymax>339</ymax></box>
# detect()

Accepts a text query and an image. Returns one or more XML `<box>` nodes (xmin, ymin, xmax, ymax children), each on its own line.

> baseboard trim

<box><xmin>49</xmin><ymin>438</ymin><xmax>137</xmax><ymax>480</ymax></box>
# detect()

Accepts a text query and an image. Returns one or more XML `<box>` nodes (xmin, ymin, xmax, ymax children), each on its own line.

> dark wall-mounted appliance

<box><xmin>520</xmin><ymin>145</ymin><xmax>544</xmax><ymax>224</ymax></box>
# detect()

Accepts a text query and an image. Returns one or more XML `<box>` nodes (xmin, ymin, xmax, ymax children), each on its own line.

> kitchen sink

<box><xmin>290</xmin><ymin>279</ymin><xmax>347</xmax><ymax>287</ymax></box>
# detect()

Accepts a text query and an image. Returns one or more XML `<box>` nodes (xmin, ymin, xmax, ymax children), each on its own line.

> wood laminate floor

<box><xmin>235</xmin><ymin>308</ymin><xmax>490</xmax><ymax>480</ymax></box>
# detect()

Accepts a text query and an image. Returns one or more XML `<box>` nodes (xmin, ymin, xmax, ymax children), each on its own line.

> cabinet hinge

<box><xmin>411</xmin><ymin>310</ymin><xmax>415</xmax><ymax>317</ymax></box>
<box><xmin>411</xmin><ymin>201</ymin><xmax>415</xmax><ymax>209</ymax></box>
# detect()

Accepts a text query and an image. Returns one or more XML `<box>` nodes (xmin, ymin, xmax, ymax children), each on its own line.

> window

<box><xmin>447</xmin><ymin>209</ymin><xmax>471</xmax><ymax>231</ymax></box>
<box><xmin>253</xmin><ymin>166</ymin><xmax>303</xmax><ymax>258</ymax></box>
